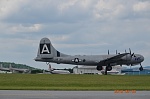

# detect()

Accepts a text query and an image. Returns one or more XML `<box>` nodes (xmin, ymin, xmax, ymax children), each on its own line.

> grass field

<box><xmin>0</xmin><ymin>74</ymin><xmax>150</xmax><ymax>90</ymax></box>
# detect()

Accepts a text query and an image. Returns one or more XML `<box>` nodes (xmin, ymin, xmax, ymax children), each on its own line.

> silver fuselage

<box><xmin>35</xmin><ymin>54</ymin><xmax>144</xmax><ymax>66</ymax></box>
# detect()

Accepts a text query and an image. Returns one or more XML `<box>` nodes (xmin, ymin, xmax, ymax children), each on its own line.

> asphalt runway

<box><xmin>0</xmin><ymin>90</ymin><xmax>149</xmax><ymax>99</ymax></box>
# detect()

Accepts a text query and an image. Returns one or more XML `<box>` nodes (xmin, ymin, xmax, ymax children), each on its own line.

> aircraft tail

<box><xmin>9</xmin><ymin>64</ymin><xmax>12</xmax><ymax>69</ymax></box>
<box><xmin>49</xmin><ymin>64</ymin><xmax>53</xmax><ymax>71</ymax></box>
<box><xmin>0</xmin><ymin>64</ymin><xmax>2</xmax><ymax>68</ymax></box>
<box><xmin>35</xmin><ymin>38</ymin><xmax>68</xmax><ymax>60</ymax></box>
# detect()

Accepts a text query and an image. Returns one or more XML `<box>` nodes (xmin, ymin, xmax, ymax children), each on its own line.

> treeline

<box><xmin>0</xmin><ymin>62</ymin><xmax>35</xmax><ymax>70</ymax></box>
<box><xmin>0</xmin><ymin>62</ymin><xmax>73</xmax><ymax>74</ymax></box>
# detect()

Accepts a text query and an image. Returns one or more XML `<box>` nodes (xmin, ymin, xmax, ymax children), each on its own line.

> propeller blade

<box><xmin>116</xmin><ymin>50</ymin><xmax>117</xmax><ymax>55</ymax></box>
<box><xmin>129</xmin><ymin>48</ymin><xmax>136</xmax><ymax>58</ymax></box>
<box><xmin>108</xmin><ymin>50</ymin><xmax>109</xmax><ymax>55</ymax></box>
<box><xmin>131</xmin><ymin>53</ymin><xmax>134</xmax><ymax>57</ymax></box>
<box><xmin>125</xmin><ymin>49</ymin><xmax>126</xmax><ymax>53</ymax></box>
<box><xmin>129</xmin><ymin>48</ymin><xmax>131</xmax><ymax>55</ymax></box>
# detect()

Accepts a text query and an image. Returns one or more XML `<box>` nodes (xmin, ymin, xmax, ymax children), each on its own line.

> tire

<box><xmin>107</xmin><ymin>66</ymin><xmax>112</xmax><ymax>71</ymax></box>
<box><xmin>139</xmin><ymin>66</ymin><xmax>143</xmax><ymax>71</ymax></box>
<box><xmin>96</xmin><ymin>66</ymin><xmax>103</xmax><ymax>71</ymax></box>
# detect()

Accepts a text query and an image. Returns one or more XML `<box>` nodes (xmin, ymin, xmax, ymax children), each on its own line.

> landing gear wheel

<box><xmin>96</xmin><ymin>66</ymin><xmax>103</xmax><ymax>71</ymax></box>
<box><xmin>139</xmin><ymin>66</ymin><xmax>143</xmax><ymax>71</ymax></box>
<box><xmin>104</xmin><ymin>65</ymin><xmax>112</xmax><ymax>75</ymax></box>
<box><xmin>107</xmin><ymin>66</ymin><xmax>112</xmax><ymax>71</ymax></box>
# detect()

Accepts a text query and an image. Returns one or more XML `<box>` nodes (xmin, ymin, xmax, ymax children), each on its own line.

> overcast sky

<box><xmin>0</xmin><ymin>0</ymin><xmax>150</xmax><ymax>69</ymax></box>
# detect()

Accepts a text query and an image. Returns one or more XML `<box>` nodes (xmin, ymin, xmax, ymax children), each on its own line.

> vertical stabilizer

<box><xmin>36</xmin><ymin>38</ymin><xmax>68</xmax><ymax>60</ymax></box>
<box><xmin>49</xmin><ymin>64</ymin><xmax>52</xmax><ymax>71</ymax></box>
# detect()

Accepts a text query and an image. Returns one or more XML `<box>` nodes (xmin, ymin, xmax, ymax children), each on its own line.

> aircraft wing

<box><xmin>98</xmin><ymin>53</ymin><xmax>129</xmax><ymax>65</ymax></box>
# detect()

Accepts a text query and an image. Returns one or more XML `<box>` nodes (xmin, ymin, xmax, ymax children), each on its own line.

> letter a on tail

<box><xmin>40</xmin><ymin>44</ymin><xmax>51</xmax><ymax>54</ymax></box>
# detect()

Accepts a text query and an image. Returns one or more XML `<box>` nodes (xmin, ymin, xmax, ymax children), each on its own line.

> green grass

<box><xmin>0</xmin><ymin>74</ymin><xmax>150</xmax><ymax>90</ymax></box>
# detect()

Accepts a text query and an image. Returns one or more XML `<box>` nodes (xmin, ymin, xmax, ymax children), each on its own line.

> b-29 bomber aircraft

<box><xmin>35</xmin><ymin>38</ymin><xmax>144</xmax><ymax>75</ymax></box>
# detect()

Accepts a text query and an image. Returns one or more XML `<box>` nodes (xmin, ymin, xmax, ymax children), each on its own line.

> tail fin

<box><xmin>0</xmin><ymin>64</ymin><xmax>2</xmax><ymax>69</ymax></box>
<box><xmin>35</xmin><ymin>38</ymin><xmax>68</xmax><ymax>60</ymax></box>
<box><xmin>49</xmin><ymin>64</ymin><xmax>52</xmax><ymax>71</ymax></box>
<box><xmin>48</xmin><ymin>64</ymin><xmax>53</xmax><ymax>71</ymax></box>
<box><xmin>9</xmin><ymin>64</ymin><xmax>12</xmax><ymax>69</ymax></box>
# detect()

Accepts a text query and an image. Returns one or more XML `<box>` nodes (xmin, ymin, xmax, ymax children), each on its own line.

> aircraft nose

<box><xmin>140</xmin><ymin>55</ymin><xmax>144</xmax><ymax>62</ymax></box>
<box><xmin>134</xmin><ymin>54</ymin><xmax>144</xmax><ymax>63</ymax></box>
<box><xmin>137</xmin><ymin>54</ymin><xmax>144</xmax><ymax>62</ymax></box>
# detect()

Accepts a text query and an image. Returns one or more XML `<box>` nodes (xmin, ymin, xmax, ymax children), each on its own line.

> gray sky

<box><xmin>0</xmin><ymin>0</ymin><xmax>150</xmax><ymax>69</ymax></box>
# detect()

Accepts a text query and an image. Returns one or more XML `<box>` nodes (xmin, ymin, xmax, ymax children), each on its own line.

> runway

<box><xmin>0</xmin><ymin>90</ymin><xmax>149</xmax><ymax>99</ymax></box>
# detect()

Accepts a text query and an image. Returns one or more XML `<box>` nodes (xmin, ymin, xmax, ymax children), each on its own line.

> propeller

<box><xmin>129</xmin><ymin>48</ymin><xmax>131</xmax><ymax>55</ymax></box>
<box><xmin>108</xmin><ymin>50</ymin><xmax>109</xmax><ymax>55</ymax></box>
<box><xmin>116</xmin><ymin>50</ymin><xmax>120</xmax><ymax>54</ymax></box>
<box><xmin>128</xmin><ymin>48</ymin><xmax>138</xmax><ymax>68</ymax></box>
<box><xmin>129</xmin><ymin>48</ymin><xmax>135</xmax><ymax>58</ymax></box>
<box><xmin>131</xmin><ymin>53</ymin><xmax>135</xmax><ymax>57</ymax></box>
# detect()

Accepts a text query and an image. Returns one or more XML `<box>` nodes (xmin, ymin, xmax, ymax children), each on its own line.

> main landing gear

<box><xmin>104</xmin><ymin>65</ymin><xmax>112</xmax><ymax>75</ymax></box>
<box><xmin>104</xmin><ymin>67</ymin><xmax>108</xmax><ymax>75</ymax></box>
<box><xmin>96</xmin><ymin>65</ymin><xmax>112</xmax><ymax>75</ymax></box>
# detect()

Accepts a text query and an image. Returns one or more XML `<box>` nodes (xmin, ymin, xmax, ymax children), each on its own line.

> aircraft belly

<box><xmin>51</xmin><ymin>57</ymin><xmax>98</xmax><ymax>66</ymax></box>
<box><xmin>62</xmin><ymin>60</ymin><xmax>97</xmax><ymax>66</ymax></box>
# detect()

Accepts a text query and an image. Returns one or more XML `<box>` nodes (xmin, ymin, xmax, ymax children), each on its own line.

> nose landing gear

<box><xmin>139</xmin><ymin>63</ymin><xmax>143</xmax><ymax>71</ymax></box>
